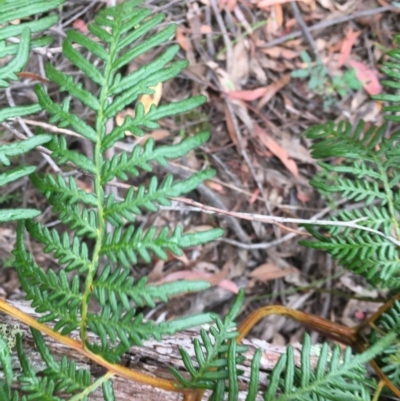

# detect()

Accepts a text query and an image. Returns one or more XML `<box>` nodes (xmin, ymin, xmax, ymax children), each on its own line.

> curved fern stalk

<box><xmin>0</xmin><ymin>0</ymin><xmax>66</xmax><ymax>222</ymax></box>
<box><xmin>365</xmin><ymin>299</ymin><xmax>400</xmax><ymax>395</ymax></box>
<box><xmin>172</xmin><ymin>289</ymin><xmax>397</xmax><ymax>401</ymax></box>
<box><xmin>12</xmin><ymin>0</ymin><xmax>223</xmax><ymax>397</ymax></box>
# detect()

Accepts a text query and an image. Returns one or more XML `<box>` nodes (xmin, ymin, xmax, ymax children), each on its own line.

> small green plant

<box><xmin>0</xmin><ymin>1</ymin><xmax>399</xmax><ymax>400</ymax></box>
<box><xmin>291</xmin><ymin>51</ymin><xmax>362</xmax><ymax>110</ymax></box>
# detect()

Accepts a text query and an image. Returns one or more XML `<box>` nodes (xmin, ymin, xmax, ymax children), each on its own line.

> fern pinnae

<box><xmin>101</xmin><ymin>131</ymin><xmax>210</xmax><ymax>183</ymax></box>
<box><xmin>262</xmin><ymin>332</ymin><xmax>396</xmax><ymax>401</ymax></box>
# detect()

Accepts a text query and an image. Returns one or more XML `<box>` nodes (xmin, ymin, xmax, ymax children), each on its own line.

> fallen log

<box><xmin>0</xmin><ymin>300</ymin><xmax>318</xmax><ymax>401</ymax></box>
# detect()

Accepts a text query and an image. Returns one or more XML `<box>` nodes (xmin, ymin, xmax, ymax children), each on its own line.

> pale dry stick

<box><xmin>22</xmin><ymin>118</ymin><xmax>84</xmax><ymax>138</ymax></box>
<box><xmin>234</xmin><ymin>6</ymin><xmax>254</xmax><ymax>37</ymax></box>
<box><xmin>61</xmin><ymin>1</ymin><xmax>94</xmax><ymax>28</ymax></box>
<box><xmin>147</xmin><ymin>0</ymin><xmax>185</xmax><ymax>13</ymax></box>
<box><xmin>105</xmin><ymin>176</ymin><xmax>400</xmax><ymax>248</ymax></box>
<box><xmin>172</xmin><ymin>195</ymin><xmax>400</xmax><ymax>247</ymax></box>
<box><xmin>290</xmin><ymin>0</ymin><xmax>318</xmax><ymax>59</ymax></box>
<box><xmin>209</xmin><ymin>0</ymin><xmax>233</xmax><ymax>77</ymax></box>
<box><xmin>5</xmin><ymin>89</ymin><xmax>61</xmax><ymax>172</ymax></box>
<box><xmin>162</xmin><ymin>163</ymin><xmax>254</xmax><ymax>246</ymax></box>
<box><xmin>205</xmin><ymin>5</ymin><xmax>216</xmax><ymax>57</ymax></box>
<box><xmin>259</xmin><ymin>5</ymin><xmax>395</xmax><ymax>49</ymax></box>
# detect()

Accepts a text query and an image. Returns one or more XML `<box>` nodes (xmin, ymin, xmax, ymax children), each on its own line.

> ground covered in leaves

<box><xmin>0</xmin><ymin>0</ymin><xmax>398</xmax><ymax>346</ymax></box>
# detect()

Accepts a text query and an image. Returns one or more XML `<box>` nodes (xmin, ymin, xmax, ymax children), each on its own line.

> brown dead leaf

<box><xmin>249</xmin><ymin>262</ymin><xmax>299</xmax><ymax>282</ymax></box>
<box><xmin>153</xmin><ymin>259</ymin><xmax>239</xmax><ymax>294</ymax></box>
<box><xmin>337</xmin><ymin>28</ymin><xmax>361</xmax><ymax>68</ymax></box>
<box><xmin>176</xmin><ymin>26</ymin><xmax>189</xmax><ymax>52</ymax></box>
<box><xmin>115</xmin><ymin>107</ymin><xmax>135</xmax><ymax>128</ymax></box>
<box><xmin>257</xmin><ymin>74</ymin><xmax>290</xmax><ymax>110</ymax></box>
<box><xmin>274</xmin><ymin>4</ymin><xmax>283</xmax><ymax>27</ymax></box>
<box><xmin>147</xmin><ymin>260</ymin><xmax>165</xmax><ymax>283</ymax></box>
<box><xmin>115</xmin><ymin>83</ymin><xmax>163</xmax><ymax>136</ymax></box>
<box><xmin>224</xmin><ymin>105</ymin><xmax>239</xmax><ymax>145</ymax></box>
<box><xmin>229</xmin><ymin>40</ymin><xmax>250</xmax><ymax>86</ymax></box>
<box><xmin>200</xmin><ymin>24</ymin><xmax>212</xmax><ymax>34</ymax></box>
<box><xmin>219</xmin><ymin>0</ymin><xmax>237</xmax><ymax>11</ymax></box>
<box><xmin>205</xmin><ymin>181</ymin><xmax>226</xmax><ymax>193</ymax></box>
<box><xmin>254</xmin><ymin>123</ymin><xmax>299</xmax><ymax>178</ymax></box>
<box><xmin>257</xmin><ymin>0</ymin><xmax>312</xmax><ymax>9</ymax></box>
<box><xmin>17</xmin><ymin>72</ymin><xmax>49</xmax><ymax>83</ymax></box>
<box><xmin>348</xmin><ymin>60</ymin><xmax>382</xmax><ymax>95</ymax></box>
<box><xmin>261</xmin><ymin>46</ymin><xmax>299</xmax><ymax>59</ymax></box>
<box><xmin>227</xmin><ymin>86</ymin><xmax>271</xmax><ymax>101</ymax></box>
<box><xmin>72</xmin><ymin>19</ymin><xmax>89</xmax><ymax>34</ymax></box>
<box><xmin>116</xmin><ymin>109</ymin><xmax>170</xmax><ymax>141</ymax></box>
<box><xmin>139</xmin><ymin>82</ymin><xmax>163</xmax><ymax>114</ymax></box>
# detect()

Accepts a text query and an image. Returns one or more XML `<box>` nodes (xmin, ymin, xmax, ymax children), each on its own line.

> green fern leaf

<box><xmin>50</xmin><ymin>197</ymin><xmax>97</xmax><ymax>239</ymax></box>
<box><xmin>101</xmin><ymin>132</ymin><xmax>210</xmax><ymax>183</ymax></box>
<box><xmin>35</xmin><ymin>85</ymin><xmax>97</xmax><ymax>142</ymax></box>
<box><xmin>104</xmin><ymin>170</ymin><xmax>215</xmax><ymax>225</ymax></box>
<box><xmin>30</xmin><ymin>173</ymin><xmax>97</xmax><ymax>206</ymax></box>
<box><xmin>46</xmin><ymin>136</ymin><xmax>96</xmax><ymax>174</ymax></box>
<box><xmin>26</xmin><ymin>221</ymin><xmax>91</xmax><ymax>273</ymax></box>
<box><xmin>0</xmin><ymin>104</ymin><xmax>41</xmax><ymax>124</ymax></box>
<box><xmin>31</xmin><ymin>329</ymin><xmax>91</xmax><ymax>394</ymax></box>
<box><xmin>16</xmin><ymin>333</ymin><xmax>62</xmax><ymax>401</ymax></box>
<box><xmin>0</xmin><ymin>135</ymin><xmax>51</xmax><ymax>165</ymax></box>
<box><xmin>171</xmin><ymin>290</ymin><xmax>247</xmax><ymax>391</ymax></box>
<box><xmin>94</xmin><ymin>265</ymin><xmax>210</xmax><ymax>309</ymax></box>
<box><xmin>101</xmin><ymin>225</ymin><xmax>223</xmax><ymax>267</ymax></box>
<box><xmin>0</xmin><ymin>332</ymin><xmax>15</xmax><ymax>400</ymax></box>
<box><xmin>263</xmin><ymin>332</ymin><xmax>395</xmax><ymax>401</ymax></box>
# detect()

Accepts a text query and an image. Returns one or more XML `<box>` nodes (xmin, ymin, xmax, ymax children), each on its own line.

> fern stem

<box><xmin>80</xmin><ymin>19</ymin><xmax>120</xmax><ymax>344</ymax></box>
<box><xmin>69</xmin><ymin>371</ymin><xmax>115</xmax><ymax>401</ymax></box>
<box><xmin>237</xmin><ymin>305</ymin><xmax>357</xmax><ymax>345</ymax></box>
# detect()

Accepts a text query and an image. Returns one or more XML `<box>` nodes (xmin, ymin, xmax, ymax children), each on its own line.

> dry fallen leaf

<box><xmin>254</xmin><ymin>123</ymin><xmax>299</xmax><ymax>178</ymax></box>
<box><xmin>154</xmin><ymin>259</ymin><xmax>239</xmax><ymax>294</ymax></box>
<box><xmin>175</xmin><ymin>26</ymin><xmax>189</xmax><ymax>52</ymax></box>
<box><xmin>261</xmin><ymin>46</ymin><xmax>299</xmax><ymax>59</ymax></box>
<box><xmin>139</xmin><ymin>82</ymin><xmax>163</xmax><ymax>114</ymax></box>
<box><xmin>219</xmin><ymin>0</ymin><xmax>237</xmax><ymax>10</ymax></box>
<box><xmin>115</xmin><ymin>82</ymin><xmax>163</xmax><ymax>137</ymax></box>
<box><xmin>348</xmin><ymin>60</ymin><xmax>382</xmax><ymax>95</ymax></box>
<box><xmin>257</xmin><ymin>74</ymin><xmax>290</xmax><ymax>110</ymax></box>
<box><xmin>249</xmin><ymin>262</ymin><xmax>299</xmax><ymax>282</ymax></box>
<box><xmin>229</xmin><ymin>40</ymin><xmax>250</xmax><ymax>86</ymax></box>
<box><xmin>257</xmin><ymin>0</ymin><xmax>312</xmax><ymax>9</ymax></box>
<box><xmin>200</xmin><ymin>24</ymin><xmax>212</xmax><ymax>34</ymax></box>
<box><xmin>227</xmin><ymin>86</ymin><xmax>272</xmax><ymax>101</ymax></box>
<box><xmin>72</xmin><ymin>19</ymin><xmax>89</xmax><ymax>34</ymax></box>
<box><xmin>337</xmin><ymin>28</ymin><xmax>361</xmax><ymax>68</ymax></box>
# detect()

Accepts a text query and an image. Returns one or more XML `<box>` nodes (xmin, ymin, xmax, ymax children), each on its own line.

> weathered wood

<box><xmin>1</xmin><ymin>300</ymin><xmax>317</xmax><ymax>400</ymax></box>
